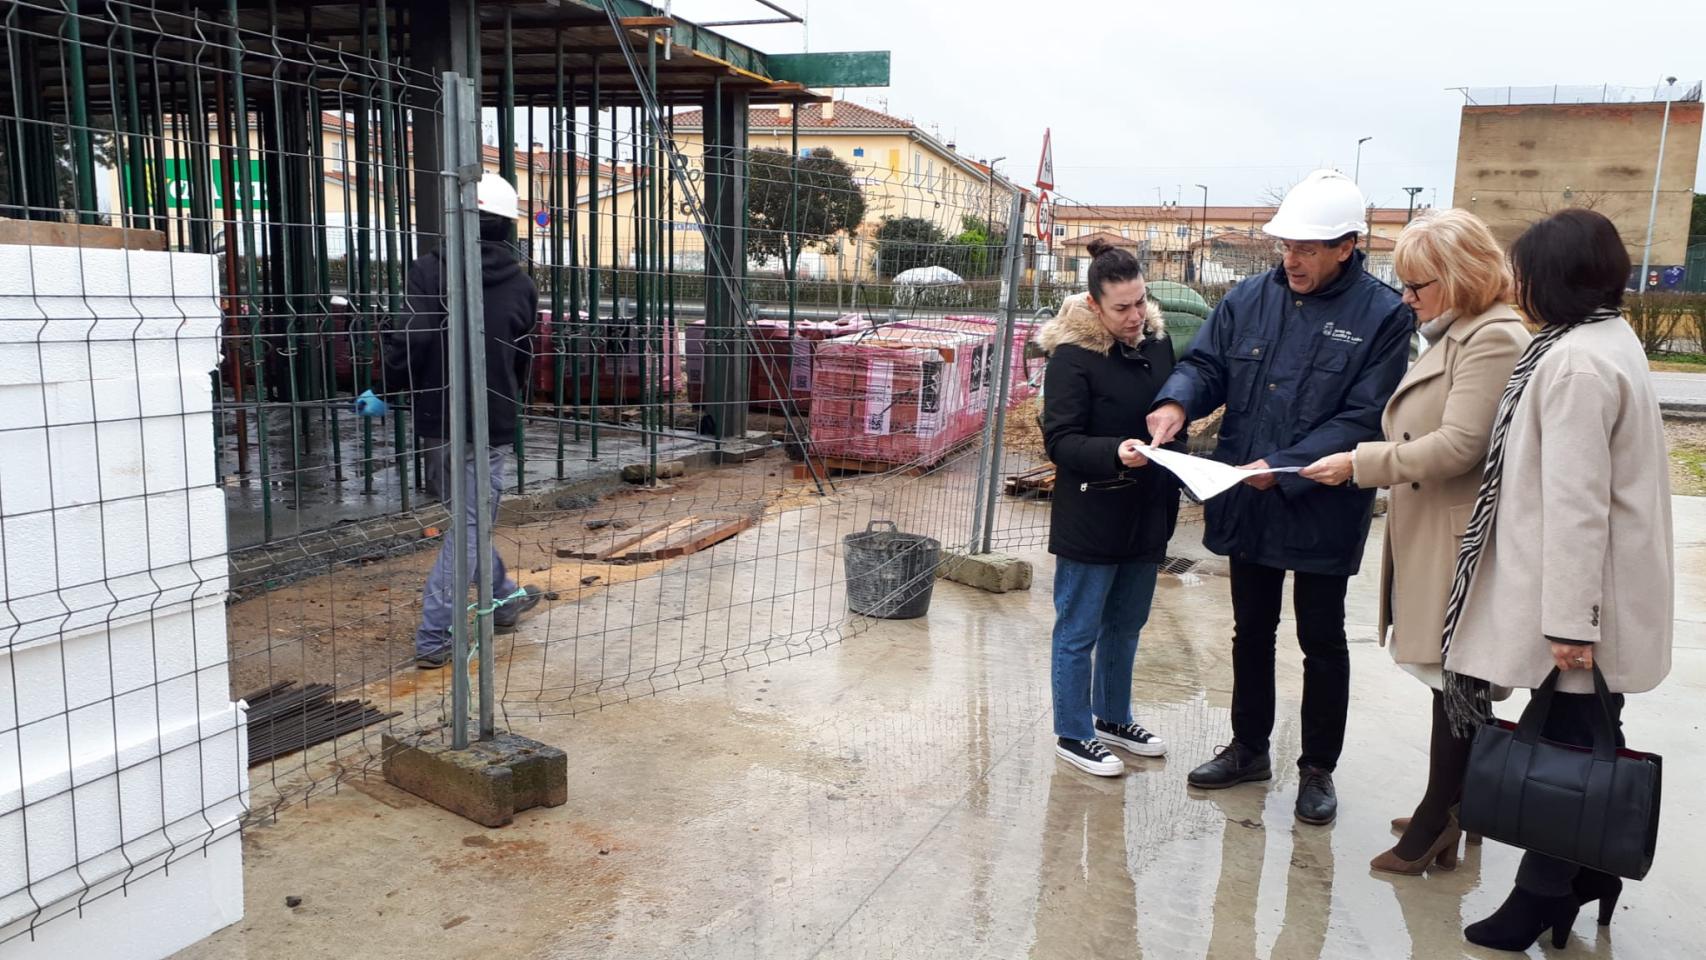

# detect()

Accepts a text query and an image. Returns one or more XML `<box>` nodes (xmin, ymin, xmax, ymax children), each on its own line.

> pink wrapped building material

<box><xmin>897</xmin><ymin>314</ymin><xmax>1044</xmax><ymax>406</ymax></box>
<box><xmin>684</xmin><ymin>314</ymin><xmax>864</xmax><ymax>411</ymax></box>
<box><xmin>532</xmin><ymin>309</ymin><xmax>683</xmax><ymax>405</ymax></box>
<box><xmin>808</xmin><ymin>325</ymin><xmax>988</xmax><ymax>467</ymax></box>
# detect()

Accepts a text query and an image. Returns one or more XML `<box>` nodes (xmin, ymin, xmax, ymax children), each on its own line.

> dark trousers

<box><xmin>1514</xmin><ymin>689</ymin><xmax>1628</xmax><ymax>896</ymax></box>
<box><xmin>1228</xmin><ymin>560</ymin><xmax>1350</xmax><ymax>771</ymax></box>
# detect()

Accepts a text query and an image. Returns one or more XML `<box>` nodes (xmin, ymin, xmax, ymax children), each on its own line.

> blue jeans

<box><xmin>414</xmin><ymin>443</ymin><xmax>517</xmax><ymax>657</ymax></box>
<box><xmin>1051</xmin><ymin>557</ymin><xmax>1159</xmax><ymax>741</ymax></box>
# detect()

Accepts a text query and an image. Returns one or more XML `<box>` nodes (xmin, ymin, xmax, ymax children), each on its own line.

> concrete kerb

<box><xmin>937</xmin><ymin>549</ymin><xmax>1033</xmax><ymax>594</ymax></box>
<box><xmin>380</xmin><ymin>730</ymin><xmax>569</xmax><ymax>828</ymax></box>
<box><xmin>1663</xmin><ymin>403</ymin><xmax>1706</xmax><ymax>420</ymax></box>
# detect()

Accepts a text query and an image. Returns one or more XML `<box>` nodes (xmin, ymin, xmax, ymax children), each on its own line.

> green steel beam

<box><xmin>766</xmin><ymin>52</ymin><xmax>891</xmax><ymax>88</ymax></box>
<box><xmin>555</xmin><ymin>0</ymin><xmax>888</xmax><ymax>88</ymax></box>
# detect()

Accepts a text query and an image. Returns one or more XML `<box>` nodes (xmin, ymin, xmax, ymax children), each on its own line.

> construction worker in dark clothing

<box><xmin>1147</xmin><ymin>170</ymin><xmax>1413</xmax><ymax>825</ymax></box>
<box><xmin>385</xmin><ymin>173</ymin><xmax>542</xmax><ymax>668</ymax></box>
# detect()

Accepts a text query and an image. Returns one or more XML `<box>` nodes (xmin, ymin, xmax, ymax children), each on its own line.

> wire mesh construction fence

<box><xmin>0</xmin><ymin>0</ymin><xmax>467</xmax><ymax>944</ymax></box>
<box><xmin>0</xmin><ymin>1</ymin><xmax>1071</xmax><ymax>947</ymax></box>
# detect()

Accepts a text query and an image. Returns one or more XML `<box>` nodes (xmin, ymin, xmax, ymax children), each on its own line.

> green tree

<box><xmin>947</xmin><ymin>215</ymin><xmax>1008</xmax><ymax>278</ymax></box>
<box><xmin>745</xmin><ymin>146</ymin><xmax>866</xmax><ymax>271</ymax></box>
<box><xmin>875</xmin><ymin>215</ymin><xmax>948</xmax><ymax>278</ymax></box>
<box><xmin>1691</xmin><ymin>192</ymin><xmax>1706</xmax><ymax>238</ymax></box>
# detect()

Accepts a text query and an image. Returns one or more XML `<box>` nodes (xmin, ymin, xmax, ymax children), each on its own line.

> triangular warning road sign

<box><xmin>1035</xmin><ymin>129</ymin><xmax>1055</xmax><ymax>192</ymax></box>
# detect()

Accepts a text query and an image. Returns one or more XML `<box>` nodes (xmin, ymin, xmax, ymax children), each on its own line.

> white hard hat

<box><xmin>1262</xmin><ymin>169</ymin><xmax>1368</xmax><ymax>241</ymax></box>
<box><xmin>476</xmin><ymin>172</ymin><xmax>522</xmax><ymax>220</ymax></box>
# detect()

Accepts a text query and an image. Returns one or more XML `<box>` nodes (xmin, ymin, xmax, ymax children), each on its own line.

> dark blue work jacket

<box><xmin>1153</xmin><ymin>252</ymin><xmax>1412</xmax><ymax>576</ymax></box>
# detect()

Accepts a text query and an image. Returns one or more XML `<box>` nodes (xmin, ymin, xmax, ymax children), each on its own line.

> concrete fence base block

<box><xmin>936</xmin><ymin>549</ymin><xmax>1033</xmax><ymax>594</ymax></box>
<box><xmin>382</xmin><ymin>731</ymin><xmax>569</xmax><ymax>827</ymax></box>
<box><xmin>621</xmin><ymin>460</ymin><xmax>687</xmax><ymax>482</ymax></box>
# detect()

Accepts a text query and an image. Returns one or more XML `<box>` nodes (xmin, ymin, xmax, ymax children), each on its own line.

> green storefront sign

<box><xmin>123</xmin><ymin>158</ymin><xmax>266</xmax><ymax>211</ymax></box>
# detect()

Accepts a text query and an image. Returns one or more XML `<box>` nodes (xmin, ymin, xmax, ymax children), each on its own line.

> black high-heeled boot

<box><xmin>1572</xmin><ymin>869</ymin><xmax>1624</xmax><ymax>926</ymax></box>
<box><xmin>1464</xmin><ymin>886</ymin><xmax>1581</xmax><ymax>951</ymax></box>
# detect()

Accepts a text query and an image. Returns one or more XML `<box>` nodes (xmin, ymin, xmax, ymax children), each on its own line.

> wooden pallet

<box><xmin>556</xmin><ymin>515</ymin><xmax>754</xmax><ymax>563</ymax></box>
<box><xmin>1003</xmin><ymin>464</ymin><xmax>1056</xmax><ymax>497</ymax></box>
<box><xmin>790</xmin><ymin>439</ymin><xmax>976</xmax><ymax>481</ymax></box>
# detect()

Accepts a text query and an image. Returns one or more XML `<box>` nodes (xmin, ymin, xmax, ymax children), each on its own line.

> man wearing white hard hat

<box><xmin>1146</xmin><ymin>170</ymin><xmax>1412</xmax><ymax>824</ymax></box>
<box><xmin>386</xmin><ymin>173</ymin><xmax>544</xmax><ymax>667</ymax></box>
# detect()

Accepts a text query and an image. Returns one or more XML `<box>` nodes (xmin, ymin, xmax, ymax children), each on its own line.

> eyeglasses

<box><xmin>1402</xmin><ymin>279</ymin><xmax>1439</xmax><ymax>296</ymax></box>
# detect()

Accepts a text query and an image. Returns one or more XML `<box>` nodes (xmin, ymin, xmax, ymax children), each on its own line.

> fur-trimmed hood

<box><xmin>1038</xmin><ymin>292</ymin><xmax>1166</xmax><ymax>356</ymax></box>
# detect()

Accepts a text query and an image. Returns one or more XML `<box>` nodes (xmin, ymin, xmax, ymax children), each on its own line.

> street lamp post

<box><xmin>1194</xmin><ymin>184</ymin><xmax>1208</xmax><ymax>285</ymax></box>
<box><xmin>1637</xmin><ymin>77</ymin><xmax>1677</xmax><ymax>295</ymax></box>
<box><xmin>1354</xmin><ymin>136</ymin><xmax>1373</xmax><ymax>184</ymax></box>
<box><xmin>986</xmin><ymin>156</ymin><xmax>1006</xmax><ymax>276</ymax></box>
<box><xmin>1404</xmin><ymin>187</ymin><xmax>1424</xmax><ymax>222</ymax></box>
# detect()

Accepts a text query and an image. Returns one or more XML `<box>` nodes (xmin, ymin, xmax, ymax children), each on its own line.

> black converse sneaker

<box><xmin>1095</xmin><ymin>718</ymin><xmax>1168</xmax><ymax>758</ymax></box>
<box><xmin>1055</xmin><ymin>737</ymin><xmax>1125</xmax><ymax>777</ymax></box>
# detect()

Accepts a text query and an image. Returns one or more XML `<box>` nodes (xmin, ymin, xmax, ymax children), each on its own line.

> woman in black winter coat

<box><xmin>1040</xmin><ymin>238</ymin><xmax>1182</xmax><ymax>777</ymax></box>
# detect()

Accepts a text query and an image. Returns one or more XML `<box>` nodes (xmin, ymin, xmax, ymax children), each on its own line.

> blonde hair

<box><xmin>1393</xmin><ymin>209</ymin><xmax>1513</xmax><ymax>317</ymax></box>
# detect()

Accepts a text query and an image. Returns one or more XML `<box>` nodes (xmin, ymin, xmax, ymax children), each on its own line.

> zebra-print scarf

<box><xmin>1439</xmin><ymin>307</ymin><xmax>1620</xmax><ymax>736</ymax></box>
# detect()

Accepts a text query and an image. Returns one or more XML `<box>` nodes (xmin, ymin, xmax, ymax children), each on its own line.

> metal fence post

<box><xmin>441</xmin><ymin>71</ymin><xmax>472</xmax><ymax>751</ymax></box>
<box><xmin>455</xmin><ymin>75</ymin><xmax>498</xmax><ymax>741</ymax></box>
<box><xmin>975</xmin><ymin>190</ymin><xmax>1028</xmax><ymax>554</ymax></box>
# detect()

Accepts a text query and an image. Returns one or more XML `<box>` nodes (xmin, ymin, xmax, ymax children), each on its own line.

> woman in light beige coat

<box><xmin>1442</xmin><ymin>209</ymin><xmax>1673</xmax><ymax>953</ymax></box>
<box><xmin>1301</xmin><ymin>209</ymin><xmax>1529</xmax><ymax>875</ymax></box>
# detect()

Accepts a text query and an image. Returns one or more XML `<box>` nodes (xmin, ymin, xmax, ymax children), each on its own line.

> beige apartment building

<box><xmin>1050</xmin><ymin>204</ymin><xmax>1414</xmax><ymax>284</ymax></box>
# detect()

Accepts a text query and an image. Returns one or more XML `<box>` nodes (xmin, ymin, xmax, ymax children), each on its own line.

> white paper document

<box><xmin>1136</xmin><ymin>444</ymin><xmax>1302</xmax><ymax>501</ymax></box>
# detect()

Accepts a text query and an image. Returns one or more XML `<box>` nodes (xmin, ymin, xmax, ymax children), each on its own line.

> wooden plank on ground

<box><xmin>615</xmin><ymin>515</ymin><xmax>755</xmax><ymax>562</ymax></box>
<box><xmin>598</xmin><ymin>517</ymin><xmax>698</xmax><ymax>562</ymax></box>
<box><xmin>1004</xmin><ymin>464</ymin><xmax>1056</xmax><ymax>497</ymax></box>
<box><xmin>555</xmin><ymin>518</ymin><xmax>683</xmax><ymax>560</ymax></box>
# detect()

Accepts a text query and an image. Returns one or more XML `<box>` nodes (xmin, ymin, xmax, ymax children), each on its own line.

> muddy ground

<box><xmin>224</xmin><ymin>451</ymin><xmax>814</xmax><ymax>701</ymax></box>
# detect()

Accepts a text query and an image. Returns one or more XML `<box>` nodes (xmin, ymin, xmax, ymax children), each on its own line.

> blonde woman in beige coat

<box><xmin>1301</xmin><ymin>209</ymin><xmax>1529</xmax><ymax>874</ymax></box>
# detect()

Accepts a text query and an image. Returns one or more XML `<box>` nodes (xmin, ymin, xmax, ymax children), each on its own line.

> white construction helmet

<box><xmin>1262</xmin><ymin>169</ymin><xmax>1368</xmax><ymax>241</ymax></box>
<box><xmin>476</xmin><ymin>172</ymin><xmax>522</xmax><ymax>220</ymax></box>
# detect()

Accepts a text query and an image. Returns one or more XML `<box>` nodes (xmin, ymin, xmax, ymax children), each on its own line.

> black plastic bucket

<box><xmin>842</xmin><ymin>520</ymin><xmax>940</xmax><ymax>619</ymax></box>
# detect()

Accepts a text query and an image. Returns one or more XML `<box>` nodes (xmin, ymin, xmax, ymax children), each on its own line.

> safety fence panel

<box><xmin>0</xmin><ymin>3</ymin><xmax>462</xmax><ymax>946</ymax></box>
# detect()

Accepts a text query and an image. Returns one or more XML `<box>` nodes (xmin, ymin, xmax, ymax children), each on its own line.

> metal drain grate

<box><xmin>1160</xmin><ymin>556</ymin><xmax>1200</xmax><ymax>576</ymax></box>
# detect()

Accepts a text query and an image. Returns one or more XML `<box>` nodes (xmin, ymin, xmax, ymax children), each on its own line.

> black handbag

<box><xmin>1459</xmin><ymin>666</ymin><xmax>1662</xmax><ymax>881</ymax></box>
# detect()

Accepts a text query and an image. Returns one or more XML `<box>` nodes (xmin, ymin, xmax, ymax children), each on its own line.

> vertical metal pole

<box><xmin>567</xmin><ymin>72</ymin><xmax>582</xmax><ymax>444</ymax></box>
<box><xmin>501</xmin><ymin>11</ymin><xmax>525</xmax><ymax>494</ymax></box>
<box><xmin>1639</xmin><ymin>84</ymin><xmax>1676</xmax><ymax>294</ymax></box>
<box><xmin>456</xmin><ymin>75</ymin><xmax>498</xmax><ymax>742</ymax></box>
<box><xmin>215</xmin><ymin>70</ymin><xmax>249</xmax><ymax>477</ymax></box>
<box><xmin>666</xmin><ymin>106</ymin><xmax>677</xmax><ymax>431</ymax></box>
<box><xmin>228</xmin><ymin>0</ymin><xmax>272</xmax><ymax>541</ymax></box>
<box><xmin>976</xmin><ymin>190</ymin><xmax>1027</xmax><ymax>554</ymax></box>
<box><xmin>553</xmin><ymin>38</ymin><xmax>568</xmax><ymax>476</ymax></box>
<box><xmin>499</xmin><ymin>10</ymin><xmax>515</xmax><ymax>187</ymax></box>
<box><xmin>441</xmin><ymin>73</ymin><xmax>472</xmax><ymax>751</ymax></box>
<box><xmin>356</xmin><ymin>0</ymin><xmax>376</xmax><ymax>493</ymax></box>
<box><xmin>609</xmin><ymin>107</ymin><xmax>621</xmax><ymax>407</ymax></box>
<box><xmin>788</xmin><ymin>104</ymin><xmax>799</xmax><ymax>337</ymax></box>
<box><xmin>60</xmin><ymin>2</ymin><xmax>98</xmax><ymax>224</ymax></box>
<box><xmin>588</xmin><ymin>71</ymin><xmax>601</xmax><ymax>459</ymax></box>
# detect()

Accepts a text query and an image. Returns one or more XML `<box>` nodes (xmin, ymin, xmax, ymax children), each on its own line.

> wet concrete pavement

<box><xmin>175</xmin><ymin>497</ymin><xmax>1706</xmax><ymax>960</ymax></box>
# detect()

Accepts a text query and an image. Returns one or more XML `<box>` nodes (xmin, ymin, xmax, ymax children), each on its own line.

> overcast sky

<box><xmin>674</xmin><ymin>0</ymin><xmax>1706</xmax><ymax>210</ymax></box>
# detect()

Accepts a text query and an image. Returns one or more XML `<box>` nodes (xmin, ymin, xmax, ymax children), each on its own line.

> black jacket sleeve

<box><xmin>384</xmin><ymin>253</ymin><xmax>445</xmax><ymax>396</ymax></box>
<box><xmin>513</xmin><ymin>279</ymin><xmax>538</xmax><ymax>391</ymax></box>
<box><xmin>1042</xmin><ymin>348</ymin><xmax>1123</xmax><ymax>480</ymax></box>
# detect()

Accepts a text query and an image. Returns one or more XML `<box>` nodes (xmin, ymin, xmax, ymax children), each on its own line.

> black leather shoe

<box><xmin>1187</xmin><ymin>742</ymin><xmax>1272</xmax><ymax>789</ymax></box>
<box><xmin>1295</xmin><ymin>766</ymin><xmax>1338</xmax><ymax>825</ymax></box>
<box><xmin>1465</xmin><ymin>885</ymin><xmax>1580</xmax><ymax>951</ymax></box>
